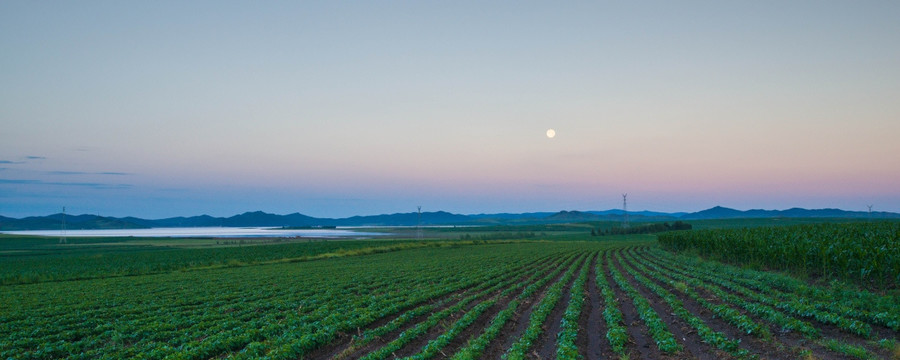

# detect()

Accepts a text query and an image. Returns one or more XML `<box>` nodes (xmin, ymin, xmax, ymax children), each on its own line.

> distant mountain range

<box><xmin>1</xmin><ymin>206</ymin><xmax>897</xmax><ymax>231</ymax></box>
<box><xmin>676</xmin><ymin>206</ymin><xmax>899</xmax><ymax>220</ymax></box>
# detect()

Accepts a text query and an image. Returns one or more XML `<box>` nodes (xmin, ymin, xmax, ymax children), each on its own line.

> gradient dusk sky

<box><xmin>2</xmin><ymin>1</ymin><xmax>899</xmax><ymax>219</ymax></box>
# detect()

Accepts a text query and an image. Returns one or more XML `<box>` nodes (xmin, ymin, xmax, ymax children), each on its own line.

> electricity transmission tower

<box><xmin>867</xmin><ymin>205</ymin><xmax>873</xmax><ymax>221</ymax></box>
<box><xmin>622</xmin><ymin>194</ymin><xmax>629</xmax><ymax>229</ymax></box>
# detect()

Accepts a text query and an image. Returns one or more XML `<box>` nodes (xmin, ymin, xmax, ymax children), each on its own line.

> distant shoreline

<box><xmin>0</xmin><ymin>227</ymin><xmax>387</xmax><ymax>238</ymax></box>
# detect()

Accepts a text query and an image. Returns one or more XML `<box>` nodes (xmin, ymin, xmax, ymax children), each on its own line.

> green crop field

<box><xmin>658</xmin><ymin>221</ymin><xmax>900</xmax><ymax>289</ymax></box>
<box><xmin>1</xmin><ymin>223</ymin><xmax>898</xmax><ymax>359</ymax></box>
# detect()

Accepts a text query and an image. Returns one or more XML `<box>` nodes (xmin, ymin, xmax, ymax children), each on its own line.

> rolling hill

<box><xmin>1</xmin><ymin>207</ymin><xmax>897</xmax><ymax>230</ymax></box>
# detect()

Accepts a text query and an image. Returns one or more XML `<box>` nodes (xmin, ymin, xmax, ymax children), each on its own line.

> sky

<box><xmin>2</xmin><ymin>1</ymin><xmax>899</xmax><ymax>219</ymax></box>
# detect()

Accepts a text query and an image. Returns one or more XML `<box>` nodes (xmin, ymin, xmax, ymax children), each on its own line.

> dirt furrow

<box><xmin>389</xmin><ymin>255</ymin><xmax>569</xmax><ymax>359</ymax></box>
<box><xmin>390</xmin><ymin>288</ymin><xmax>503</xmax><ymax>358</ymax></box>
<box><xmin>621</xmin><ymin>249</ymin><xmax>796</xmax><ymax>360</ymax></box>
<box><xmin>600</xmin><ymin>252</ymin><xmax>672</xmax><ymax>360</ymax></box>
<box><xmin>322</xmin><ymin>290</ymin><xmax>471</xmax><ymax>360</ymax></box>
<box><xmin>432</xmin><ymin>298</ymin><xmax>504</xmax><ymax>359</ymax></box>
<box><xmin>636</xmin><ymin>250</ymin><xmax>880</xmax><ymax>360</ymax></box>
<box><xmin>430</xmin><ymin>255</ymin><xmax>577</xmax><ymax>359</ymax></box>
<box><xmin>532</xmin><ymin>255</ymin><xmax>589</xmax><ymax>359</ymax></box>
<box><xmin>480</xmin><ymin>255</ymin><xmax>584</xmax><ymax>359</ymax></box>
<box><xmin>579</xmin><ymin>254</ymin><xmax>606</xmax><ymax>360</ymax></box>
<box><xmin>610</xmin><ymin>249</ymin><xmax>721</xmax><ymax>360</ymax></box>
<box><xmin>318</xmin><ymin>255</ymin><xmax>560</xmax><ymax>360</ymax></box>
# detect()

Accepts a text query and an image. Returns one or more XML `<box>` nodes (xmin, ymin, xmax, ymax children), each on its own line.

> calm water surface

<box><xmin>1</xmin><ymin>227</ymin><xmax>385</xmax><ymax>238</ymax></box>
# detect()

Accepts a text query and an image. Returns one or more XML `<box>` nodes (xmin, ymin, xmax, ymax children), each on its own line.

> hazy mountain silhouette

<box><xmin>0</xmin><ymin>213</ymin><xmax>144</xmax><ymax>231</ymax></box>
<box><xmin>678</xmin><ymin>206</ymin><xmax>894</xmax><ymax>220</ymax></box>
<box><xmin>1</xmin><ymin>207</ymin><xmax>897</xmax><ymax>230</ymax></box>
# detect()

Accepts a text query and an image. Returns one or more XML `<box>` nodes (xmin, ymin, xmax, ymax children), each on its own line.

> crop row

<box><xmin>594</xmin><ymin>254</ymin><xmax>627</xmax><ymax>355</ymax></box>
<box><xmin>555</xmin><ymin>253</ymin><xmax>591</xmax><ymax>360</ymax></box>
<box><xmin>333</xmin><ymin>249</ymin><xmax>576</xmax><ymax>360</ymax></box>
<box><xmin>503</xmin><ymin>252</ymin><xmax>587</xmax><ymax>359</ymax></box>
<box><xmin>606</xmin><ymin>251</ymin><xmax>682</xmax><ymax>353</ymax></box>
<box><xmin>646</xmin><ymin>248</ymin><xmax>877</xmax><ymax>338</ymax></box>
<box><xmin>358</xmin><ymin>250</ymin><xmax>577</xmax><ymax>360</ymax></box>
<box><xmin>614</xmin><ymin>251</ymin><xmax>750</xmax><ymax>357</ymax></box>
<box><xmin>632</xmin><ymin>248</ymin><xmax>820</xmax><ymax>338</ymax></box>
<box><xmin>650</xmin><ymin>246</ymin><xmax>900</xmax><ymax>332</ymax></box>
<box><xmin>449</xmin><ymin>251</ymin><xmax>582</xmax><ymax>360</ymax></box>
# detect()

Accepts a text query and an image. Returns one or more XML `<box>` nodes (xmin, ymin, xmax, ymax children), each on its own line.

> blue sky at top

<box><xmin>2</xmin><ymin>1</ymin><xmax>899</xmax><ymax>218</ymax></box>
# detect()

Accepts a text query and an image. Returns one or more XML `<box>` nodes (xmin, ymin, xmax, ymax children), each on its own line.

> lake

<box><xmin>0</xmin><ymin>227</ymin><xmax>386</xmax><ymax>238</ymax></box>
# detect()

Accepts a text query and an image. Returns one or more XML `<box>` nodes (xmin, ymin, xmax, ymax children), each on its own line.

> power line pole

<box><xmin>417</xmin><ymin>206</ymin><xmax>422</xmax><ymax>241</ymax></box>
<box><xmin>60</xmin><ymin>206</ymin><xmax>67</xmax><ymax>244</ymax></box>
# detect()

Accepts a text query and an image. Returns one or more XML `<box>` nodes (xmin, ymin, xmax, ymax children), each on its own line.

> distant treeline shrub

<box><xmin>459</xmin><ymin>232</ymin><xmax>536</xmax><ymax>241</ymax></box>
<box><xmin>592</xmin><ymin>221</ymin><xmax>692</xmax><ymax>236</ymax></box>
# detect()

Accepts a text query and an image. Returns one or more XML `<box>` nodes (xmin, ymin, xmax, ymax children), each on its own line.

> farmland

<box><xmin>1</xmin><ymin>223</ymin><xmax>899</xmax><ymax>359</ymax></box>
<box><xmin>658</xmin><ymin>221</ymin><xmax>900</xmax><ymax>289</ymax></box>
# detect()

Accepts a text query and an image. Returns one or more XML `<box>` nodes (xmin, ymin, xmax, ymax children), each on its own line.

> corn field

<box><xmin>657</xmin><ymin>221</ymin><xmax>900</xmax><ymax>290</ymax></box>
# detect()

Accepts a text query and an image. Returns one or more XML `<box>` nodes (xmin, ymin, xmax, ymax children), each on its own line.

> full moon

<box><xmin>546</xmin><ymin>129</ymin><xmax>556</xmax><ymax>138</ymax></box>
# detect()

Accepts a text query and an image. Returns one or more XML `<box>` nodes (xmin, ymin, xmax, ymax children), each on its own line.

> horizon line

<box><xmin>2</xmin><ymin>205</ymin><xmax>892</xmax><ymax>220</ymax></box>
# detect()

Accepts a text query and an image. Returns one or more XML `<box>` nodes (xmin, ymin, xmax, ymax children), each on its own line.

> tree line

<box><xmin>592</xmin><ymin>221</ymin><xmax>692</xmax><ymax>236</ymax></box>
